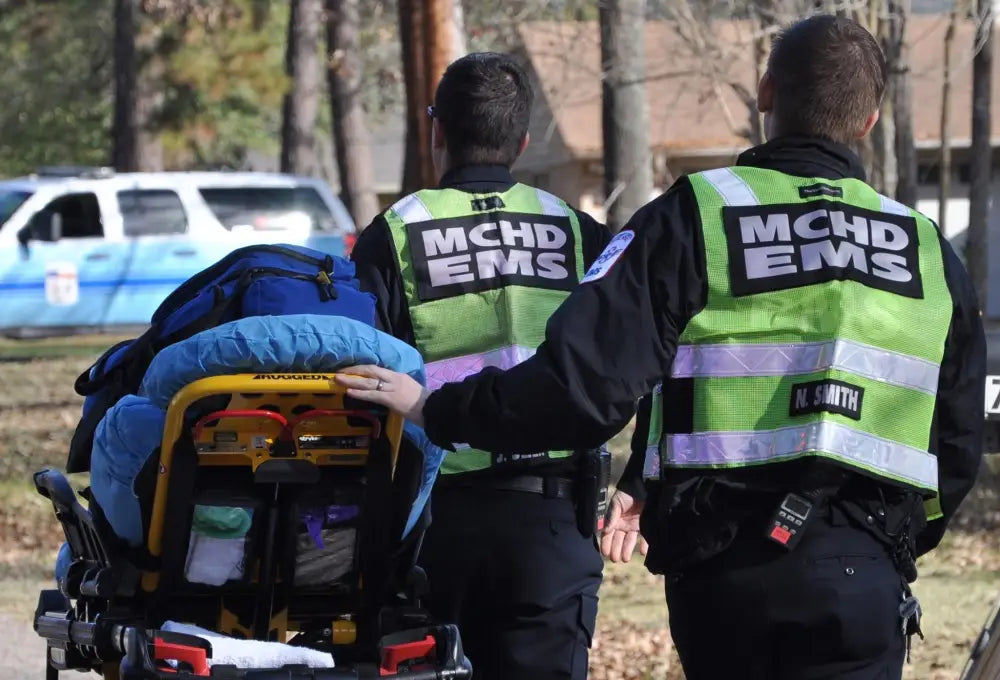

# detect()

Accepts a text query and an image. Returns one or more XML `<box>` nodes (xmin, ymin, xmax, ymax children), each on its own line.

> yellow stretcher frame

<box><xmin>141</xmin><ymin>373</ymin><xmax>404</xmax><ymax>594</ymax></box>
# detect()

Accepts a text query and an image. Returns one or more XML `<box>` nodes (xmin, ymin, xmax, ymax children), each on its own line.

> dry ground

<box><xmin>0</xmin><ymin>337</ymin><xmax>997</xmax><ymax>679</ymax></box>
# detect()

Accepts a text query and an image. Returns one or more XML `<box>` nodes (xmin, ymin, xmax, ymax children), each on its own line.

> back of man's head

<box><xmin>767</xmin><ymin>14</ymin><xmax>886</xmax><ymax>144</ymax></box>
<box><xmin>433</xmin><ymin>52</ymin><xmax>533</xmax><ymax>168</ymax></box>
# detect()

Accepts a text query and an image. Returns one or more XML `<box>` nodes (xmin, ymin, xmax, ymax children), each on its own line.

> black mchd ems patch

<box><xmin>723</xmin><ymin>199</ymin><xmax>923</xmax><ymax>299</ymax></box>
<box><xmin>789</xmin><ymin>379</ymin><xmax>864</xmax><ymax>421</ymax></box>
<box><xmin>407</xmin><ymin>212</ymin><xmax>577</xmax><ymax>302</ymax></box>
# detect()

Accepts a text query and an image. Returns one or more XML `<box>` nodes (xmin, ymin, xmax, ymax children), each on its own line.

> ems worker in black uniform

<box><xmin>339</xmin><ymin>17</ymin><xmax>986</xmax><ymax>680</ymax></box>
<box><xmin>349</xmin><ymin>52</ymin><xmax>612</xmax><ymax>679</ymax></box>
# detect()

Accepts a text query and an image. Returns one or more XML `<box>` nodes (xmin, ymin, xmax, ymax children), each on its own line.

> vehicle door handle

<box><xmin>85</xmin><ymin>252</ymin><xmax>110</xmax><ymax>262</ymax></box>
<box><xmin>172</xmin><ymin>248</ymin><xmax>197</xmax><ymax>257</ymax></box>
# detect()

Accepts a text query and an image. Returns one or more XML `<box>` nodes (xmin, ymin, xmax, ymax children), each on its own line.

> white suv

<box><xmin>0</xmin><ymin>167</ymin><xmax>356</xmax><ymax>336</ymax></box>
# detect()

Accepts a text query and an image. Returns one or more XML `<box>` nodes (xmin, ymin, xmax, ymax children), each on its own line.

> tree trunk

<box><xmin>251</xmin><ymin>0</ymin><xmax>271</xmax><ymax>30</ymax></box>
<box><xmin>420</xmin><ymin>0</ymin><xmax>463</xmax><ymax>186</ymax></box>
<box><xmin>600</xmin><ymin>0</ymin><xmax>653</xmax><ymax>231</ymax></box>
<box><xmin>135</xmin><ymin>54</ymin><xmax>165</xmax><ymax>171</ymax></box>
<box><xmin>397</xmin><ymin>0</ymin><xmax>465</xmax><ymax>193</ymax></box>
<box><xmin>967</xmin><ymin>0</ymin><xmax>993</xmax><ymax>308</ymax></box>
<box><xmin>112</xmin><ymin>0</ymin><xmax>139</xmax><ymax>171</ymax></box>
<box><xmin>939</xmin><ymin>7</ymin><xmax>958</xmax><ymax>237</ymax></box>
<box><xmin>133</xmin><ymin>8</ymin><xmax>164</xmax><ymax>170</ymax></box>
<box><xmin>871</xmin><ymin>114</ymin><xmax>897</xmax><ymax>196</ymax></box>
<box><xmin>873</xmin><ymin>1</ymin><xmax>898</xmax><ymax>197</ymax></box>
<box><xmin>398</xmin><ymin>0</ymin><xmax>429</xmax><ymax>194</ymax></box>
<box><xmin>327</xmin><ymin>0</ymin><xmax>379</xmax><ymax>228</ymax></box>
<box><xmin>424</xmin><ymin>0</ymin><xmax>465</xmax><ymax>82</ymax></box>
<box><xmin>851</xmin><ymin>1</ymin><xmax>894</xmax><ymax>192</ymax></box>
<box><xmin>450</xmin><ymin>0</ymin><xmax>467</xmax><ymax>59</ymax></box>
<box><xmin>752</xmin><ymin>26</ymin><xmax>769</xmax><ymax>145</ymax></box>
<box><xmin>281</xmin><ymin>0</ymin><xmax>322</xmax><ymax>176</ymax></box>
<box><xmin>891</xmin><ymin>0</ymin><xmax>918</xmax><ymax>207</ymax></box>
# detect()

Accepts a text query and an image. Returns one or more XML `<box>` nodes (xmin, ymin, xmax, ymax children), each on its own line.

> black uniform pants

<box><xmin>664</xmin><ymin>503</ymin><xmax>907</xmax><ymax>680</ymax></box>
<box><xmin>418</xmin><ymin>484</ymin><xmax>604</xmax><ymax>680</ymax></box>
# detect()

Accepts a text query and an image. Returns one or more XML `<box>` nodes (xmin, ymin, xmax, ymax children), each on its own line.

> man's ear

<box><xmin>519</xmin><ymin>132</ymin><xmax>530</xmax><ymax>155</ymax></box>
<box><xmin>432</xmin><ymin>118</ymin><xmax>447</xmax><ymax>150</ymax></box>
<box><xmin>859</xmin><ymin>109</ymin><xmax>880</xmax><ymax>138</ymax></box>
<box><xmin>756</xmin><ymin>71</ymin><xmax>774</xmax><ymax>114</ymax></box>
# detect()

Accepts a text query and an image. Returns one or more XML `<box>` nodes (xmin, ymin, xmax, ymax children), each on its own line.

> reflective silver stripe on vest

<box><xmin>879</xmin><ymin>193</ymin><xmax>910</xmax><ymax>217</ymax></box>
<box><xmin>672</xmin><ymin>338</ymin><xmax>940</xmax><ymax>395</ymax></box>
<box><xmin>700</xmin><ymin>168</ymin><xmax>760</xmax><ymax>206</ymax></box>
<box><xmin>665</xmin><ymin>421</ymin><xmax>938</xmax><ymax>490</ymax></box>
<box><xmin>391</xmin><ymin>192</ymin><xmax>434</xmax><ymax>224</ymax></box>
<box><xmin>536</xmin><ymin>188</ymin><xmax>569</xmax><ymax>217</ymax></box>
<box><xmin>424</xmin><ymin>344</ymin><xmax>536</xmax><ymax>391</ymax></box>
<box><xmin>643</xmin><ymin>444</ymin><xmax>661</xmax><ymax>479</ymax></box>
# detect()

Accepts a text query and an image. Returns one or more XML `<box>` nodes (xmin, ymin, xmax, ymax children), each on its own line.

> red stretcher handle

<box><xmin>192</xmin><ymin>409</ymin><xmax>290</xmax><ymax>441</ymax></box>
<box><xmin>192</xmin><ymin>408</ymin><xmax>383</xmax><ymax>452</ymax></box>
<box><xmin>379</xmin><ymin>635</ymin><xmax>437</xmax><ymax>675</ymax></box>
<box><xmin>154</xmin><ymin>637</ymin><xmax>211</xmax><ymax>676</ymax></box>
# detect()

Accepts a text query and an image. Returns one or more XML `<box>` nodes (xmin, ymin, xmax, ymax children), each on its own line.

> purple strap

<box><xmin>301</xmin><ymin>505</ymin><xmax>360</xmax><ymax>549</ymax></box>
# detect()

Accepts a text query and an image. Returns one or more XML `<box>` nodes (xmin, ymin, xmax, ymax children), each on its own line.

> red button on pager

<box><xmin>770</xmin><ymin>526</ymin><xmax>792</xmax><ymax>544</ymax></box>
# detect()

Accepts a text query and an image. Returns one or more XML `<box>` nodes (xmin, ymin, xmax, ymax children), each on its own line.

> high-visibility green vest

<box><xmin>642</xmin><ymin>166</ymin><xmax>953</xmax><ymax>520</ymax></box>
<box><xmin>384</xmin><ymin>183</ymin><xmax>585</xmax><ymax>474</ymax></box>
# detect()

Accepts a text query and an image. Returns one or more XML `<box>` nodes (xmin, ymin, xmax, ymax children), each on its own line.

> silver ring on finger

<box><xmin>376</xmin><ymin>378</ymin><xmax>384</xmax><ymax>391</ymax></box>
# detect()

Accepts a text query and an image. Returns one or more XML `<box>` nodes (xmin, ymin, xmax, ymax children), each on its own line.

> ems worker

<box><xmin>349</xmin><ymin>52</ymin><xmax>612</xmax><ymax>679</ymax></box>
<box><xmin>339</xmin><ymin>16</ymin><xmax>986</xmax><ymax>680</ymax></box>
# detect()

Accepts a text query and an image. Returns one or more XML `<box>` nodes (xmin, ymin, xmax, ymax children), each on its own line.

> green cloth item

<box><xmin>191</xmin><ymin>505</ymin><xmax>253</xmax><ymax>539</ymax></box>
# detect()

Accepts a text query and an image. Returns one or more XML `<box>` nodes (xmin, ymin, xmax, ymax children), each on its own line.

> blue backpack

<box><xmin>66</xmin><ymin>243</ymin><xmax>377</xmax><ymax>473</ymax></box>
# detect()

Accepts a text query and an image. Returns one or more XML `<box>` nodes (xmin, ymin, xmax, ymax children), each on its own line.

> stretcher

<box><xmin>33</xmin><ymin>373</ymin><xmax>472</xmax><ymax>679</ymax></box>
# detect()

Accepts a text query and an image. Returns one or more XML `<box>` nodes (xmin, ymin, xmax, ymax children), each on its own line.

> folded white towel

<box><xmin>161</xmin><ymin>621</ymin><xmax>335</xmax><ymax>669</ymax></box>
<box><xmin>184</xmin><ymin>533</ymin><xmax>246</xmax><ymax>586</ymax></box>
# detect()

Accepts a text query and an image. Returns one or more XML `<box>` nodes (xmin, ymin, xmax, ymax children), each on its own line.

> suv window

<box><xmin>34</xmin><ymin>192</ymin><xmax>103</xmax><ymax>239</ymax></box>
<box><xmin>117</xmin><ymin>189</ymin><xmax>188</xmax><ymax>236</ymax></box>
<box><xmin>198</xmin><ymin>186</ymin><xmax>337</xmax><ymax>232</ymax></box>
<box><xmin>0</xmin><ymin>189</ymin><xmax>31</xmax><ymax>228</ymax></box>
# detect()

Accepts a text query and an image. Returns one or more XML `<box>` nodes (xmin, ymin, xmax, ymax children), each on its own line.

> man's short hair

<box><xmin>767</xmin><ymin>14</ymin><xmax>886</xmax><ymax>144</ymax></box>
<box><xmin>433</xmin><ymin>52</ymin><xmax>533</xmax><ymax>167</ymax></box>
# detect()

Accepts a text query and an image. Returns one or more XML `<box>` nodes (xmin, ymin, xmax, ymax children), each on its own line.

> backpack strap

<box><xmin>157</xmin><ymin>275</ymin><xmax>252</xmax><ymax>348</ymax></box>
<box><xmin>74</xmin><ymin>338</ymin><xmax>139</xmax><ymax>397</ymax></box>
<box><xmin>66</xmin><ymin>337</ymin><xmax>157</xmax><ymax>473</ymax></box>
<box><xmin>66</xmin><ymin>398</ymin><xmax>114</xmax><ymax>474</ymax></box>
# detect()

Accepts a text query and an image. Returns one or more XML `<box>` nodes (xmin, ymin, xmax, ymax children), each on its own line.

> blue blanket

<box><xmin>88</xmin><ymin>314</ymin><xmax>446</xmax><ymax>551</ymax></box>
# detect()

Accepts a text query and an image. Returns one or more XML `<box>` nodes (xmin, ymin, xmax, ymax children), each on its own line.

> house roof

<box><xmin>516</xmin><ymin>15</ymin><xmax>1000</xmax><ymax>161</ymax></box>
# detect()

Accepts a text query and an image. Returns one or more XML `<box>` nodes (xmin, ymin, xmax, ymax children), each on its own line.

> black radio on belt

<box><xmin>766</xmin><ymin>492</ymin><xmax>816</xmax><ymax>551</ymax></box>
<box><xmin>595</xmin><ymin>448</ymin><xmax>611</xmax><ymax>532</ymax></box>
<box><xmin>576</xmin><ymin>447</ymin><xmax>612</xmax><ymax>538</ymax></box>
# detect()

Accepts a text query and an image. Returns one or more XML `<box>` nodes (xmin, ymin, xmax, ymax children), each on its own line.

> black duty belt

<box><xmin>448</xmin><ymin>474</ymin><xmax>575</xmax><ymax>499</ymax></box>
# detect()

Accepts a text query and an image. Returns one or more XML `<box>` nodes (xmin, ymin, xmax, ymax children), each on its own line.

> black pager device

<box><xmin>766</xmin><ymin>492</ymin><xmax>815</xmax><ymax>550</ymax></box>
<box><xmin>576</xmin><ymin>447</ymin><xmax>612</xmax><ymax>538</ymax></box>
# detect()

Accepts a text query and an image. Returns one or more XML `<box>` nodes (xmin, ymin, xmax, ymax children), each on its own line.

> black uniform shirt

<box><xmin>351</xmin><ymin>163</ymin><xmax>613</xmax><ymax>479</ymax></box>
<box><xmin>421</xmin><ymin>138</ymin><xmax>986</xmax><ymax>551</ymax></box>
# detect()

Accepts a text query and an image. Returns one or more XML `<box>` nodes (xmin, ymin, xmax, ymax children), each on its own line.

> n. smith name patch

<box><xmin>406</xmin><ymin>212</ymin><xmax>577</xmax><ymax>302</ymax></box>
<box><xmin>723</xmin><ymin>199</ymin><xmax>924</xmax><ymax>299</ymax></box>
<box><xmin>789</xmin><ymin>379</ymin><xmax>864</xmax><ymax>421</ymax></box>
